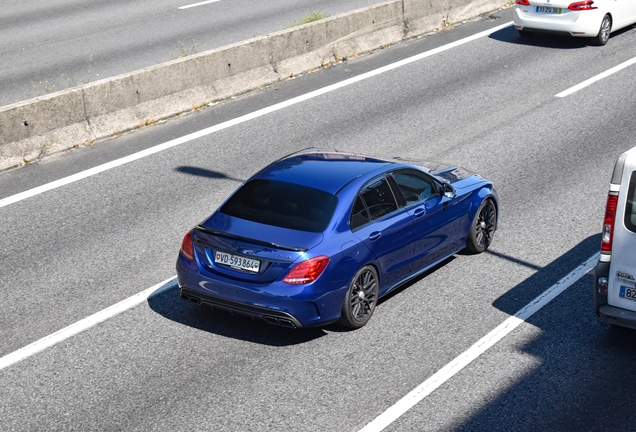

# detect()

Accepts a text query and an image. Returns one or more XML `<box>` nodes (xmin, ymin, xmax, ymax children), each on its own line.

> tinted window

<box><xmin>392</xmin><ymin>170</ymin><xmax>437</xmax><ymax>204</ymax></box>
<box><xmin>350</xmin><ymin>195</ymin><xmax>370</xmax><ymax>230</ymax></box>
<box><xmin>625</xmin><ymin>172</ymin><xmax>636</xmax><ymax>233</ymax></box>
<box><xmin>360</xmin><ymin>177</ymin><xmax>399</xmax><ymax>221</ymax></box>
<box><xmin>220</xmin><ymin>180</ymin><xmax>337</xmax><ymax>232</ymax></box>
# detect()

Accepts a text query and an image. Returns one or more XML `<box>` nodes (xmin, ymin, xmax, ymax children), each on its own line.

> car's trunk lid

<box><xmin>192</xmin><ymin>212</ymin><xmax>324</xmax><ymax>284</ymax></box>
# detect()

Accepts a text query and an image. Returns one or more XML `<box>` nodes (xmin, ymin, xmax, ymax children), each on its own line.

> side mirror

<box><xmin>442</xmin><ymin>183</ymin><xmax>456</xmax><ymax>199</ymax></box>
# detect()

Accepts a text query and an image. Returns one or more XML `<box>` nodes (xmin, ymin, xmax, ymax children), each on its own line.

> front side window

<box><xmin>625</xmin><ymin>171</ymin><xmax>636</xmax><ymax>233</ymax></box>
<box><xmin>391</xmin><ymin>169</ymin><xmax>438</xmax><ymax>204</ymax></box>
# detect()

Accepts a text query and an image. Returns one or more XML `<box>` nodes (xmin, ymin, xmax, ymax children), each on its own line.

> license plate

<box><xmin>215</xmin><ymin>251</ymin><xmax>260</xmax><ymax>273</ymax></box>
<box><xmin>619</xmin><ymin>286</ymin><xmax>636</xmax><ymax>301</ymax></box>
<box><xmin>536</xmin><ymin>6</ymin><xmax>562</xmax><ymax>14</ymax></box>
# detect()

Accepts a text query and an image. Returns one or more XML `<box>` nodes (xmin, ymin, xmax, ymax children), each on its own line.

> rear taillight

<box><xmin>515</xmin><ymin>0</ymin><xmax>530</xmax><ymax>5</ymax></box>
<box><xmin>568</xmin><ymin>1</ymin><xmax>597</xmax><ymax>10</ymax></box>
<box><xmin>282</xmin><ymin>256</ymin><xmax>330</xmax><ymax>285</ymax></box>
<box><xmin>601</xmin><ymin>193</ymin><xmax>619</xmax><ymax>253</ymax></box>
<box><xmin>180</xmin><ymin>230</ymin><xmax>195</xmax><ymax>261</ymax></box>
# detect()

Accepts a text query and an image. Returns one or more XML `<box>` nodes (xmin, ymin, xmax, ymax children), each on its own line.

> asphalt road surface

<box><xmin>2</xmin><ymin>7</ymin><xmax>636</xmax><ymax>432</ymax></box>
<box><xmin>0</xmin><ymin>0</ymin><xmax>377</xmax><ymax>106</ymax></box>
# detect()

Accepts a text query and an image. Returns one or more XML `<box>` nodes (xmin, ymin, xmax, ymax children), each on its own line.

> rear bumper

<box><xmin>180</xmin><ymin>287</ymin><xmax>303</xmax><ymax>328</ymax></box>
<box><xmin>513</xmin><ymin>7</ymin><xmax>603</xmax><ymax>37</ymax></box>
<box><xmin>599</xmin><ymin>305</ymin><xmax>636</xmax><ymax>330</ymax></box>
<box><xmin>176</xmin><ymin>257</ymin><xmax>346</xmax><ymax>328</ymax></box>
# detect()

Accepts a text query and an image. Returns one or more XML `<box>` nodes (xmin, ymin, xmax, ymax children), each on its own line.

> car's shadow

<box><xmin>147</xmin><ymin>280</ymin><xmax>328</xmax><ymax>346</ymax></box>
<box><xmin>174</xmin><ymin>165</ymin><xmax>243</xmax><ymax>182</ymax></box>
<box><xmin>147</xmin><ymin>257</ymin><xmax>455</xmax><ymax>340</ymax></box>
<box><xmin>453</xmin><ymin>232</ymin><xmax>636</xmax><ymax>432</ymax></box>
<box><xmin>489</xmin><ymin>23</ymin><xmax>636</xmax><ymax>48</ymax></box>
<box><xmin>489</xmin><ymin>25</ymin><xmax>589</xmax><ymax>49</ymax></box>
<box><xmin>491</xmin><ymin>233</ymin><xmax>601</xmax><ymax>316</ymax></box>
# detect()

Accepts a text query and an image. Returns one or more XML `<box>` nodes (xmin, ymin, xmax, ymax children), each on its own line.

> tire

<box><xmin>338</xmin><ymin>265</ymin><xmax>379</xmax><ymax>329</ymax></box>
<box><xmin>465</xmin><ymin>199</ymin><xmax>497</xmax><ymax>254</ymax></box>
<box><xmin>592</xmin><ymin>15</ymin><xmax>611</xmax><ymax>46</ymax></box>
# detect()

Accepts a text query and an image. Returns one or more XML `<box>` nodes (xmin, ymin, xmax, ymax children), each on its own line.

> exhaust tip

<box><xmin>180</xmin><ymin>293</ymin><xmax>201</xmax><ymax>305</ymax></box>
<box><xmin>263</xmin><ymin>315</ymin><xmax>297</xmax><ymax>328</ymax></box>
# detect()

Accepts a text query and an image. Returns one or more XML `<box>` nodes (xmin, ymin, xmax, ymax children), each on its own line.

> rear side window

<box><xmin>220</xmin><ymin>180</ymin><xmax>337</xmax><ymax>232</ymax></box>
<box><xmin>350</xmin><ymin>195</ymin><xmax>370</xmax><ymax>230</ymax></box>
<box><xmin>350</xmin><ymin>177</ymin><xmax>399</xmax><ymax>230</ymax></box>
<box><xmin>625</xmin><ymin>172</ymin><xmax>636</xmax><ymax>233</ymax></box>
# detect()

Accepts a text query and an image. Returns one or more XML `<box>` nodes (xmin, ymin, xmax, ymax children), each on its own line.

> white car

<box><xmin>595</xmin><ymin>145</ymin><xmax>636</xmax><ymax>329</ymax></box>
<box><xmin>513</xmin><ymin>0</ymin><xmax>636</xmax><ymax>45</ymax></box>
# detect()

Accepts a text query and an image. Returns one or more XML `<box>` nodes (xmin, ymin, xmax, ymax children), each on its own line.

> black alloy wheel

<box><xmin>339</xmin><ymin>265</ymin><xmax>379</xmax><ymax>329</ymax></box>
<box><xmin>466</xmin><ymin>199</ymin><xmax>497</xmax><ymax>254</ymax></box>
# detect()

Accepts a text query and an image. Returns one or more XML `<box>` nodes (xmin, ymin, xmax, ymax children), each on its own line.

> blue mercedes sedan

<box><xmin>176</xmin><ymin>149</ymin><xmax>498</xmax><ymax>329</ymax></box>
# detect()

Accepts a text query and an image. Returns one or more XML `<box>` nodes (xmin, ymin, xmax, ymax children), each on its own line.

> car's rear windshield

<box><xmin>220</xmin><ymin>179</ymin><xmax>338</xmax><ymax>232</ymax></box>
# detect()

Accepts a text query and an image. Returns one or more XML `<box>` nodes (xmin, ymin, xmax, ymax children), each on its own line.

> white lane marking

<box><xmin>0</xmin><ymin>277</ymin><xmax>176</xmax><ymax>371</ymax></box>
<box><xmin>556</xmin><ymin>56</ymin><xmax>636</xmax><ymax>97</ymax></box>
<box><xmin>0</xmin><ymin>21</ymin><xmax>513</xmax><ymax>210</ymax></box>
<box><xmin>359</xmin><ymin>252</ymin><xmax>599</xmax><ymax>432</ymax></box>
<box><xmin>178</xmin><ymin>0</ymin><xmax>221</xmax><ymax>10</ymax></box>
<box><xmin>0</xmin><ymin>251</ymin><xmax>597</xmax><ymax>376</ymax></box>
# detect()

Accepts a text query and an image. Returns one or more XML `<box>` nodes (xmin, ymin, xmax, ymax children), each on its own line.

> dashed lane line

<box><xmin>556</xmin><ymin>55</ymin><xmax>636</xmax><ymax>97</ymax></box>
<box><xmin>178</xmin><ymin>0</ymin><xmax>221</xmax><ymax>10</ymax></box>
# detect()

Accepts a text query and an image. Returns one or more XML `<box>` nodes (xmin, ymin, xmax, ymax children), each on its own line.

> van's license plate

<box><xmin>536</xmin><ymin>6</ymin><xmax>561</xmax><ymax>14</ymax></box>
<box><xmin>619</xmin><ymin>286</ymin><xmax>636</xmax><ymax>301</ymax></box>
<box><xmin>215</xmin><ymin>251</ymin><xmax>260</xmax><ymax>273</ymax></box>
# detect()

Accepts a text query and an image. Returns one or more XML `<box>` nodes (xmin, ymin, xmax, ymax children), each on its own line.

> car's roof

<box><xmin>255</xmin><ymin>150</ymin><xmax>396</xmax><ymax>194</ymax></box>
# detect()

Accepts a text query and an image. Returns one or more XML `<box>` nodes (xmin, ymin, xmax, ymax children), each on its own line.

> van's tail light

<box><xmin>515</xmin><ymin>0</ymin><xmax>530</xmax><ymax>4</ymax></box>
<box><xmin>283</xmin><ymin>256</ymin><xmax>330</xmax><ymax>285</ymax></box>
<box><xmin>180</xmin><ymin>230</ymin><xmax>195</xmax><ymax>261</ymax></box>
<box><xmin>601</xmin><ymin>193</ymin><xmax>619</xmax><ymax>253</ymax></box>
<box><xmin>568</xmin><ymin>1</ymin><xmax>597</xmax><ymax>10</ymax></box>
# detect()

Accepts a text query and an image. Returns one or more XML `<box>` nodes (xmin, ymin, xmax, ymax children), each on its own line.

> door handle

<box><xmin>369</xmin><ymin>232</ymin><xmax>381</xmax><ymax>241</ymax></box>
<box><xmin>413</xmin><ymin>207</ymin><xmax>426</xmax><ymax>217</ymax></box>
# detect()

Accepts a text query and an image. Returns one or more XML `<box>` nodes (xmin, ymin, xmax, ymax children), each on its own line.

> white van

<box><xmin>595</xmin><ymin>146</ymin><xmax>636</xmax><ymax>329</ymax></box>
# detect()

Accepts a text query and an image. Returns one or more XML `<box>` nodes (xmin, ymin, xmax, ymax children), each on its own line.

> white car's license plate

<box><xmin>215</xmin><ymin>251</ymin><xmax>260</xmax><ymax>273</ymax></box>
<box><xmin>619</xmin><ymin>286</ymin><xmax>636</xmax><ymax>301</ymax></box>
<box><xmin>536</xmin><ymin>6</ymin><xmax>561</xmax><ymax>14</ymax></box>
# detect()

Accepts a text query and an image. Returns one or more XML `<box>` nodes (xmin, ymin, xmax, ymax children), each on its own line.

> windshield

<box><xmin>220</xmin><ymin>179</ymin><xmax>338</xmax><ymax>233</ymax></box>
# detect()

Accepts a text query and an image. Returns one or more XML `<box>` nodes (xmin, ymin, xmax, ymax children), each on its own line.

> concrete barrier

<box><xmin>404</xmin><ymin>0</ymin><xmax>510</xmax><ymax>33</ymax></box>
<box><xmin>0</xmin><ymin>0</ymin><xmax>508</xmax><ymax>171</ymax></box>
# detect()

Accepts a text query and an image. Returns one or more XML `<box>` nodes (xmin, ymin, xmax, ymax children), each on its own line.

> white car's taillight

<box><xmin>568</xmin><ymin>1</ymin><xmax>597</xmax><ymax>10</ymax></box>
<box><xmin>601</xmin><ymin>192</ymin><xmax>619</xmax><ymax>253</ymax></box>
